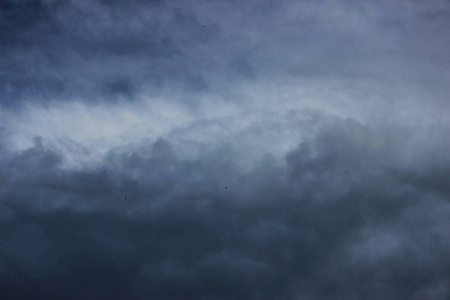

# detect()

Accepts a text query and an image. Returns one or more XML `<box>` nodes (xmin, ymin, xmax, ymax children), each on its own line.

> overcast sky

<box><xmin>1</xmin><ymin>0</ymin><xmax>450</xmax><ymax>299</ymax></box>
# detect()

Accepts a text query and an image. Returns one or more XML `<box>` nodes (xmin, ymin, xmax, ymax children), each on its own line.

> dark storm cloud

<box><xmin>2</xmin><ymin>0</ymin><xmax>450</xmax><ymax>299</ymax></box>
<box><xmin>3</xmin><ymin>0</ymin><xmax>448</xmax><ymax>108</ymax></box>
<box><xmin>0</xmin><ymin>0</ymin><xmax>220</xmax><ymax>105</ymax></box>
<box><xmin>1</xmin><ymin>114</ymin><xmax>450</xmax><ymax>299</ymax></box>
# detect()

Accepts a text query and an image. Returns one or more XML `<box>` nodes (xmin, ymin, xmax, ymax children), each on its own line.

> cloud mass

<box><xmin>1</xmin><ymin>0</ymin><xmax>450</xmax><ymax>299</ymax></box>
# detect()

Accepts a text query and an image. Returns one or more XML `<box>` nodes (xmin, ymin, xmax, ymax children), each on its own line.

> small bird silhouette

<box><xmin>225</xmin><ymin>187</ymin><xmax>227</xmax><ymax>189</ymax></box>
<box><xmin>203</xmin><ymin>25</ymin><xmax>205</xmax><ymax>28</ymax></box>
<box><xmin>125</xmin><ymin>196</ymin><xmax>127</xmax><ymax>200</ymax></box>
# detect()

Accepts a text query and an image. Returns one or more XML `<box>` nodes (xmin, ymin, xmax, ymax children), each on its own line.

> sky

<box><xmin>1</xmin><ymin>0</ymin><xmax>450</xmax><ymax>299</ymax></box>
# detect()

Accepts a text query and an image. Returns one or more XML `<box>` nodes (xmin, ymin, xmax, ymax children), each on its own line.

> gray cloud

<box><xmin>1</xmin><ymin>0</ymin><xmax>450</xmax><ymax>299</ymax></box>
<box><xmin>1</xmin><ymin>0</ymin><xmax>215</xmax><ymax>105</ymax></box>
<box><xmin>2</xmin><ymin>0</ymin><xmax>448</xmax><ymax>108</ymax></box>
<box><xmin>1</xmin><ymin>113</ymin><xmax>450</xmax><ymax>299</ymax></box>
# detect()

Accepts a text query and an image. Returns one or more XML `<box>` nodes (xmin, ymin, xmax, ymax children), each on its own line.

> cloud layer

<box><xmin>1</xmin><ymin>0</ymin><xmax>450</xmax><ymax>299</ymax></box>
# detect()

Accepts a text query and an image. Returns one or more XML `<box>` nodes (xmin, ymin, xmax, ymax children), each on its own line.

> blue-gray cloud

<box><xmin>1</xmin><ymin>1</ymin><xmax>450</xmax><ymax>299</ymax></box>
<box><xmin>1</xmin><ymin>113</ymin><xmax>450</xmax><ymax>299</ymax></box>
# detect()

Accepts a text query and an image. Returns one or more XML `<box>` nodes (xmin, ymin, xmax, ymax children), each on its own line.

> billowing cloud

<box><xmin>1</xmin><ymin>0</ymin><xmax>450</xmax><ymax>299</ymax></box>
